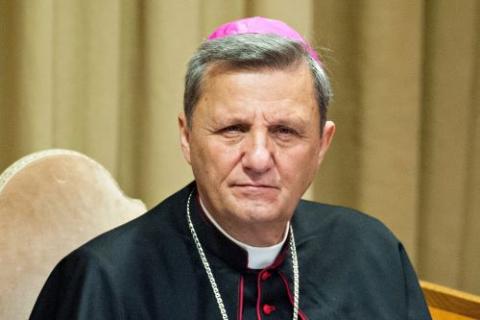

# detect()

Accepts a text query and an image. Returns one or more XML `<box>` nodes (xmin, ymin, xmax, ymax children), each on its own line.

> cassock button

<box><xmin>262</xmin><ymin>304</ymin><xmax>276</xmax><ymax>315</ymax></box>
<box><xmin>261</xmin><ymin>271</ymin><xmax>271</xmax><ymax>281</ymax></box>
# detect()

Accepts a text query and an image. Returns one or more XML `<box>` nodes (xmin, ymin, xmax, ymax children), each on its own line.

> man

<box><xmin>30</xmin><ymin>17</ymin><xmax>431</xmax><ymax>319</ymax></box>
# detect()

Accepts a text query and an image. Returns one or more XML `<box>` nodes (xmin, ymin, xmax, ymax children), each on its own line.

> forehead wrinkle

<box><xmin>208</xmin><ymin>107</ymin><xmax>254</xmax><ymax>126</ymax></box>
<box><xmin>198</xmin><ymin>62</ymin><xmax>317</xmax><ymax>129</ymax></box>
<box><xmin>262</xmin><ymin>108</ymin><xmax>310</xmax><ymax>127</ymax></box>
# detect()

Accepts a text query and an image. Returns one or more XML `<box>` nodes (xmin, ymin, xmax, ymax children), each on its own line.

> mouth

<box><xmin>229</xmin><ymin>183</ymin><xmax>281</xmax><ymax>202</ymax></box>
<box><xmin>230</xmin><ymin>183</ymin><xmax>280</xmax><ymax>197</ymax></box>
<box><xmin>233</xmin><ymin>183</ymin><xmax>279</xmax><ymax>189</ymax></box>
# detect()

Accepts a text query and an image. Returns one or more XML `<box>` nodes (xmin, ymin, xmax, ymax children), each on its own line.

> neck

<box><xmin>197</xmin><ymin>199</ymin><xmax>289</xmax><ymax>247</ymax></box>
<box><xmin>199</xmin><ymin>197</ymin><xmax>289</xmax><ymax>269</ymax></box>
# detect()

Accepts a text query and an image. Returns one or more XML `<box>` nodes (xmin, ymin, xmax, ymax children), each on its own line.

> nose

<box><xmin>241</xmin><ymin>131</ymin><xmax>274</xmax><ymax>174</ymax></box>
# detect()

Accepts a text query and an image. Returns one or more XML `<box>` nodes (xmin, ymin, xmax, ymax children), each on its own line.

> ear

<box><xmin>178</xmin><ymin>112</ymin><xmax>192</xmax><ymax>165</ymax></box>
<box><xmin>317</xmin><ymin>121</ymin><xmax>336</xmax><ymax>166</ymax></box>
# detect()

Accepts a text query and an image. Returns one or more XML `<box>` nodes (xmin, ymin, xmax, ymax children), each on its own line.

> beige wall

<box><xmin>1</xmin><ymin>0</ymin><xmax>479</xmax><ymax>294</ymax></box>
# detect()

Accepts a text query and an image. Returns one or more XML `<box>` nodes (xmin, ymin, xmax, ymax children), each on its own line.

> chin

<box><xmin>236</xmin><ymin>203</ymin><xmax>286</xmax><ymax>222</ymax></box>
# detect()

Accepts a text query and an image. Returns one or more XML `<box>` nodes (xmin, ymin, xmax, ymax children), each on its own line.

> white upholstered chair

<box><xmin>0</xmin><ymin>149</ymin><xmax>146</xmax><ymax>320</ymax></box>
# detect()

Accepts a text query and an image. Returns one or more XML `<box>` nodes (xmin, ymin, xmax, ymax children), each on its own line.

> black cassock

<box><xmin>30</xmin><ymin>182</ymin><xmax>431</xmax><ymax>319</ymax></box>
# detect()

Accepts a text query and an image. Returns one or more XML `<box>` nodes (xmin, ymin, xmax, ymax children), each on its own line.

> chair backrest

<box><xmin>421</xmin><ymin>280</ymin><xmax>480</xmax><ymax>320</ymax></box>
<box><xmin>0</xmin><ymin>149</ymin><xmax>147</xmax><ymax>320</ymax></box>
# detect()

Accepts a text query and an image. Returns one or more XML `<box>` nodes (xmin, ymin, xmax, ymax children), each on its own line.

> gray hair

<box><xmin>183</xmin><ymin>34</ymin><xmax>332</xmax><ymax>132</ymax></box>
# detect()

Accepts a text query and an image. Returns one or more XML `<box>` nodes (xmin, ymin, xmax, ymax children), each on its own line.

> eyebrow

<box><xmin>210</xmin><ymin>111</ymin><xmax>310</xmax><ymax>127</ymax></box>
<box><xmin>264</xmin><ymin>114</ymin><xmax>309</xmax><ymax>128</ymax></box>
<box><xmin>209</xmin><ymin>113</ymin><xmax>252</xmax><ymax>126</ymax></box>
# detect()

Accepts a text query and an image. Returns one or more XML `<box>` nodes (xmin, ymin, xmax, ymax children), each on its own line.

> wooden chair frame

<box><xmin>421</xmin><ymin>281</ymin><xmax>480</xmax><ymax>320</ymax></box>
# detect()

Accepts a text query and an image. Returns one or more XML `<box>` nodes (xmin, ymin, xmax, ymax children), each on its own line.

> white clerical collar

<box><xmin>199</xmin><ymin>197</ymin><xmax>289</xmax><ymax>269</ymax></box>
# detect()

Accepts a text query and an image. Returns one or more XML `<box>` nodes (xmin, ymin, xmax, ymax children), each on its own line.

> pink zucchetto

<box><xmin>207</xmin><ymin>16</ymin><xmax>320</xmax><ymax>62</ymax></box>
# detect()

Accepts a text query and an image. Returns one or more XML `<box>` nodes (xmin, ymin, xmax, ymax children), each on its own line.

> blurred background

<box><xmin>0</xmin><ymin>0</ymin><xmax>479</xmax><ymax>294</ymax></box>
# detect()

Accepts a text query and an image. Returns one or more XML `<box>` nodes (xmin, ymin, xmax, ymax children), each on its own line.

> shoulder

<box><xmin>63</xmin><ymin>183</ymin><xmax>194</xmax><ymax>267</ymax></box>
<box><xmin>292</xmin><ymin>201</ymin><xmax>429</xmax><ymax>319</ymax></box>
<box><xmin>292</xmin><ymin>201</ymin><xmax>409</xmax><ymax>299</ymax></box>
<box><xmin>293</xmin><ymin>199</ymin><xmax>399</xmax><ymax>251</ymax></box>
<box><xmin>31</xmin><ymin>184</ymin><xmax>197</xmax><ymax>319</ymax></box>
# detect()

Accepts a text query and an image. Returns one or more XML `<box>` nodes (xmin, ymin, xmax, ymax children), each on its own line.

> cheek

<box><xmin>191</xmin><ymin>140</ymin><xmax>242</xmax><ymax>179</ymax></box>
<box><xmin>277</xmin><ymin>146</ymin><xmax>320</xmax><ymax>181</ymax></box>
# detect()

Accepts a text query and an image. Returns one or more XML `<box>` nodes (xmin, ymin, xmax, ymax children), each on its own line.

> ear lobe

<box><xmin>317</xmin><ymin>121</ymin><xmax>335</xmax><ymax>165</ymax></box>
<box><xmin>178</xmin><ymin>113</ymin><xmax>192</xmax><ymax>165</ymax></box>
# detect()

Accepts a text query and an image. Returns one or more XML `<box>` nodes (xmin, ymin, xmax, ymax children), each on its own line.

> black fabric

<box><xmin>30</xmin><ymin>182</ymin><xmax>431</xmax><ymax>319</ymax></box>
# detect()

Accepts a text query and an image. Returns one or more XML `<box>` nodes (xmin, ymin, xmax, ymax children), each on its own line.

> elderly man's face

<box><xmin>179</xmin><ymin>62</ymin><xmax>335</xmax><ymax>246</ymax></box>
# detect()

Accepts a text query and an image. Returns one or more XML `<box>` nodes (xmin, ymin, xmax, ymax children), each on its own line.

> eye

<box><xmin>217</xmin><ymin>124</ymin><xmax>248</xmax><ymax>136</ymax></box>
<box><xmin>272</xmin><ymin>126</ymin><xmax>298</xmax><ymax>137</ymax></box>
<box><xmin>224</xmin><ymin>124</ymin><xmax>245</xmax><ymax>132</ymax></box>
